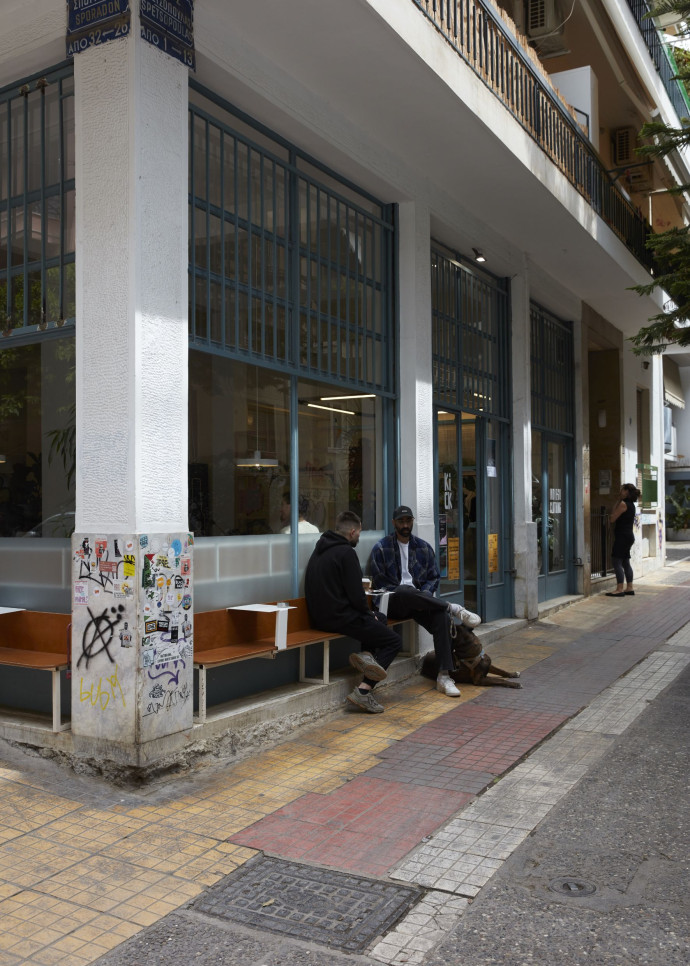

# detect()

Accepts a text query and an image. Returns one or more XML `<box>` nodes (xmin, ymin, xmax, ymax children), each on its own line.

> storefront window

<box><xmin>188</xmin><ymin>352</ymin><xmax>385</xmax><ymax>539</ymax></box>
<box><xmin>189</xmin><ymin>354</ymin><xmax>289</xmax><ymax>536</ymax></box>
<box><xmin>0</xmin><ymin>66</ymin><xmax>76</xmax><ymax>548</ymax></box>
<box><xmin>297</xmin><ymin>380</ymin><xmax>382</xmax><ymax>533</ymax></box>
<box><xmin>1</xmin><ymin>69</ymin><xmax>75</xmax><ymax>332</ymax></box>
<box><xmin>188</xmin><ymin>83</ymin><xmax>394</xmax><ymax>605</ymax></box>
<box><xmin>0</xmin><ymin>337</ymin><xmax>75</xmax><ymax>537</ymax></box>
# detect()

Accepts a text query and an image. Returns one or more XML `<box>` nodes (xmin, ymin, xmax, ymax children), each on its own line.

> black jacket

<box><xmin>305</xmin><ymin>530</ymin><xmax>370</xmax><ymax>629</ymax></box>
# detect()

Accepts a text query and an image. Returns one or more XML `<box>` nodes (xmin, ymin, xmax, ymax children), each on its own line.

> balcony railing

<box><xmin>626</xmin><ymin>0</ymin><xmax>690</xmax><ymax>121</ymax></box>
<box><xmin>411</xmin><ymin>0</ymin><xmax>654</xmax><ymax>272</ymax></box>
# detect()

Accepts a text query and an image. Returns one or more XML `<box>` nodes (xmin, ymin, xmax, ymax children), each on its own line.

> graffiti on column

<box><xmin>77</xmin><ymin>604</ymin><xmax>125</xmax><ymax>668</ymax></box>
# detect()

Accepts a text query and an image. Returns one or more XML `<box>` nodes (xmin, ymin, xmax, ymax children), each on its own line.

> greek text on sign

<box><xmin>69</xmin><ymin>0</ymin><xmax>129</xmax><ymax>31</ymax></box>
<box><xmin>67</xmin><ymin>0</ymin><xmax>130</xmax><ymax>57</ymax></box>
<box><xmin>140</xmin><ymin>0</ymin><xmax>195</xmax><ymax>68</ymax></box>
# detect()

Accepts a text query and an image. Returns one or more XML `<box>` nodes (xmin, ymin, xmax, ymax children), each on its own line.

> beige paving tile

<box><xmin>31</xmin><ymin>809</ymin><xmax>149</xmax><ymax>853</ymax></box>
<box><xmin>34</xmin><ymin>854</ymin><xmax>201</xmax><ymax>915</ymax></box>
<box><xmin>0</xmin><ymin>787</ymin><xmax>83</xmax><ymax>835</ymax></box>
<box><xmin>100</xmin><ymin>825</ymin><xmax>233</xmax><ymax>878</ymax></box>
<box><xmin>0</xmin><ymin>835</ymin><xmax>93</xmax><ymax>889</ymax></box>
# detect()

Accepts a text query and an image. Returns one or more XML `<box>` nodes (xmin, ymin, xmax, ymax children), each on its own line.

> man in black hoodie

<box><xmin>305</xmin><ymin>510</ymin><xmax>402</xmax><ymax>713</ymax></box>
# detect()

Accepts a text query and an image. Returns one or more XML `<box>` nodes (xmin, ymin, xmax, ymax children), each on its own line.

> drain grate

<box><xmin>191</xmin><ymin>854</ymin><xmax>421</xmax><ymax>952</ymax></box>
<box><xmin>549</xmin><ymin>877</ymin><xmax>597</xmax><ymax>897</ymax></box>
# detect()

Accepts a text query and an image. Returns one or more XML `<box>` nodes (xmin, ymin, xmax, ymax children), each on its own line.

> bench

<box><xmin>193</xmin><ymin>596</ymin><xmax>411</xmax><ymax>724</ymax></box>
<box><xmin>0</xmin><ymin>609</ymin><xmax>71</xmax><ymax>732</ymax></box>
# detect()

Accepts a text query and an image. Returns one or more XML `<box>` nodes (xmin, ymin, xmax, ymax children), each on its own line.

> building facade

<box><xmin>1</xmin><ymin>0</ymin><xmax>687</xmax><ymax>758</ymax></box>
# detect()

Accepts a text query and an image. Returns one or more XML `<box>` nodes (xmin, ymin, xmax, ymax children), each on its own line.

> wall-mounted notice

<box><xmin>488</xmin><ymin>533</ymin><xmax>499</xmax><ymax>574</ymax></box>
<box><xmin>140</xmin><ymin>0</ymin><xmax>195</xmax><ymax>69</ymax></box>
<box><xmin>67</xmin><ymin>1</ymin><xmax>131</xmax><ymax>57</ymax></box>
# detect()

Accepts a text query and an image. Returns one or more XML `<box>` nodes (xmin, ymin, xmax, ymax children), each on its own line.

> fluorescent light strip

<box><xmin>307</xmin><ymin>403</ymin><xmax>355</xmax><ymax>415</ymax></box>
<box><xmin>319</xmin><ymin>394</ymin><xmax>376</xmax><ymax>401</ymax></box>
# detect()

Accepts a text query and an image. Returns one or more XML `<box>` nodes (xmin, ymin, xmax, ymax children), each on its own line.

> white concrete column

<box><xmin>397</xmin><ymin>201</ymin><xmax>434</xmax><ymax>545</ymax></box>
<box><xmin>510</xmin><ymin>261</ymin><xmax>538</xmax><ymax>620</ymax></box>
<box><xmin>75</xmin><ymin>34</ymin><xmax>188</xmax><ymax>533</ymax></box>
<box><xmin>71</xmin><ymin>30</ymin><xmax>191</xmax><ymax>759</ymax></box>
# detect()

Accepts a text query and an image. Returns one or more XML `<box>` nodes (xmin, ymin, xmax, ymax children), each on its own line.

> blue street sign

<box><xmin>67</xmin><ymin>1</ymin><xmax>130</xmax><ymax>57</ymax></box>
<box><xmin>140</xmin><ymin>0</ymin><xmax>195</xmax><ymax>69</ymax></box>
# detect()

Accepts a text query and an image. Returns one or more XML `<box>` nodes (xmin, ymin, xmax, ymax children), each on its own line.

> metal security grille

<box><xmin>530</xmin><ymin>303</ymin><xmax>574</xmax><ymax>435</ymax></box>
<box><xmin>189</xmin><ymin>84</ymin><xmax>395</xmax><ymax>393</ymax></box>
<box><xmin>431</xmin><ymin>245</ymin><xmax>510</xmax><ymax>417</ymax></box>
<box><xmin>0</xmin><ymin>66</ymin><xmax>75</xmax><ymax>336</ymax></box>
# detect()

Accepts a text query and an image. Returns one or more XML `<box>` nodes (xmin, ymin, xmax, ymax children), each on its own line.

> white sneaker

<box><xmin>436</xmin><ymin>673</ymin><xmax>461</xmax><ymax>697</ymax></box>
<box><xmin>448</xmin><ymin>603</ymin><xmax>481</xmax><ymax>628</ymax></box>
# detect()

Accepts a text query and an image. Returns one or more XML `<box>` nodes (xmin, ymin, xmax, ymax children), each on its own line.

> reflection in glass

<box><xmin>297</xmin><ymin>382</ymin><xmax>382</xmax><ymax>534</ymax></box>
<box><xmin>0</xmin><ymin>338</ymin><xmax>75</xmax><ymax>537</ymax></box>
<box><xmin>188</xmin><ymin>354</ymin><xmax>384</xmax><ymax>538</ymax></box>
<box><xmin>188</xmin><ymin>354</ymin><xmax>289</xmax><ymax>536</ymax></box>
<box><xmin>437</xmin><ymin>409</ymin><xmax>459</xmax><ymax>595</ymax></box>
<box><xmin>532</xmin><ymin>429</ymin><xmax>543</xmax><ymax>574</ymax></box>
<box><xmin>486</xmin><ymin>419</ymin><xmax>501</xmax><ymax>587</ymax></box>
<box><xmin>547</xmin><ymin>440</ymin><xmax>565</xmax><ymax>573</ymax></box>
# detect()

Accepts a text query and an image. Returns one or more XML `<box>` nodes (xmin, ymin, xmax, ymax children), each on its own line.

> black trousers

<box><xmin>385</xmin><ymin>586</ymin><xmax>453</xmax><ymax>673</ymax></box>
<box><xmin>339</xmin><ymin>613</ymin><xmax>403</xmax><ymax>687</ymax></box>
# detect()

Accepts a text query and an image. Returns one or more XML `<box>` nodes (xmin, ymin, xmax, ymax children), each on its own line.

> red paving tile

<box><xmin>231</xmin><ymin>778</ymin><xmax>471</xmax><ymax>877</ymax></box>
<box><xmin>230</xmin><ymin>585</ymin><xmax>690</xmax><ymax>877</ymax></box>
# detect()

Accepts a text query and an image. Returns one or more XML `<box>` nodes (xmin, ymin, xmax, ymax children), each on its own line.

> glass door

<box><xmin>436</xmin><ymin>409</ymin><xmax>512</xmax><ymax>620</ymax></box>
<box><xmin>437</xmin><ymin>409</ymin><xmax>465</xmax><ymax>605</ymax></box>
<box><xmin>532</xmin><ymin>430</ymin><xmax>573</xmax><ymax>600</ymax></box>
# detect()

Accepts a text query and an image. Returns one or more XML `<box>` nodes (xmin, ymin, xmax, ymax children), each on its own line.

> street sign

<box><xmin>140</xmin><ymin>0</ymin><xmax>195</xmax><ymax>69</ymax></box>
<box><xmin>66</xmin><ymin>1</ymin><xmax>131</xmax><ymax>57</ymax></box>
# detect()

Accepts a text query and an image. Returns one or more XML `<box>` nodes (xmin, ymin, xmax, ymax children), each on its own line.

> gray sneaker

<box><xmin>349</xmin><ymin>651</ymin><xmax>387</xmax><ymax>681</ymax></box>
<box><xmin>448</xmin><ymin>602</ymin><xmax>481</xmax><ymax>628</ymax></box>
<box><xmin>347</xmin><ymin>688</ymin><xmax>384</xmax><ymax>713</ymax></box>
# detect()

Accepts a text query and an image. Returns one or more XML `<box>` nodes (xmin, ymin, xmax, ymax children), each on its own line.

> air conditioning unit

<box><xmin>625</xmin><ymin>165</ymin><xmax>653</xmax><ymax>192</ymax></box>
<box><xmin>526</xmin><ymin>0</ymin><xmax>563</xmax><ymax>40</ymax></box>
<box><xmin>612</xmin><ymin>126</ymin><xmax>637</xmax><ymax>166</ymax></box>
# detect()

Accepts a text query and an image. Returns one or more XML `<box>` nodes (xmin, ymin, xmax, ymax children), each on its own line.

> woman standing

<box><xmin>606</xmin><ymin>483</ymin><xmax>640</xmax><ymax>598</ymax></box>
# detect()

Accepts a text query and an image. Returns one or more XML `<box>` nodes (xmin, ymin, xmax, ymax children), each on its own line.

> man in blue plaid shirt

<box><xmin>369</xmin><ymin>506</ymin><xmax>480</xmax><ymax>697</ymax></box>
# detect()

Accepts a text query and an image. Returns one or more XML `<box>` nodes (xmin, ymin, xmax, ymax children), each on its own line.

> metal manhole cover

<box><xmin>549</xmin><ymin>877</ymin><xmax>597</xmax><ymax>897</ymax></box>
<box><xmin>191</xmin><ymin>854</ymin><xmax>422</xmax><ymax>952</ymax></box>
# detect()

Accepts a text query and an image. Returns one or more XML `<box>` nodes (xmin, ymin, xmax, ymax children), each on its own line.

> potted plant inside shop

<box><xmin>666</xmin><ymin>482</ymin><xmax>690</xmax><ymax>540</ymax></box>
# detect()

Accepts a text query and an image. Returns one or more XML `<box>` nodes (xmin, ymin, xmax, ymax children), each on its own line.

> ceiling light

<box><xmin>307</xmin><ymin>403</ymin><xmax>355</xmax><ymax>415</ymax></box>
<box><xmin>319</xmin><ymin>394</ymin><xmax>376</xmax><ymax>401</ymax></box>
<box><xmin>235</xmin><ymin>368</ymin><xmax>279</xmax><ymax>469</ymax></box>
<box><xmin>235</xmin><ymin>449</ymin><xmax>279</xmax><ymax>469</ymax></box>
<box><xmin>472</xmin><ymin>248</ymin><xmax>486</xmax><ymax>263</ymax></box>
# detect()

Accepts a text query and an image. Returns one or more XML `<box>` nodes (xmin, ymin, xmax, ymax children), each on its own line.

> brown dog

<box><xmin>420</xmin><ymin>623</ymin><xmax>522</xmax><ymax>688</ymax></box>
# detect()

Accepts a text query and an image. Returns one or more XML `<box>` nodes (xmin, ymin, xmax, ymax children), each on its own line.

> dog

<box><xmin>420</xmin><ymin>623</ymin><xmax>522</xmax><ymax>688</ymax></box>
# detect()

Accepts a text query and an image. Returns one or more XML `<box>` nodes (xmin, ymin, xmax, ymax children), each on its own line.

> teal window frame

<box><xmin>0</xmin><ymin>64</ymin><xmax>76</xmax><ymax>339</ymax></box>
<box><xmin>188</xmin><ymin>81</ymin><xmax>396</xmax><ymax>395</ymax></box>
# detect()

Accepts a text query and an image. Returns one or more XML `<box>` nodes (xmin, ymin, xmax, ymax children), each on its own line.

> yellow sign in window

<box><xmin>488</xmin><ymin>533</ymin><xmax>499</xmax><ymax>574</ymax></box>
<box><xmin>447</xmin><ymin>537</ymin><xmax>460</xmax><ymax>580</ymax></box>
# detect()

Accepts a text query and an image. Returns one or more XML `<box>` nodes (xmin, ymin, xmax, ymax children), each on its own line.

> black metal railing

<box><xmin>590</xmin><ymin>507</ymin><xmax>611</xmax><ymax>577</ymax></box>
<box><xmin>410</xmin><ymin>0</ymin><xmax>654</xmax><ymax>272</ymax></box>
<box><xmin>626</xmin><ymin>0</ymin><xmax>690</xmax><ymax>120</ymax></box>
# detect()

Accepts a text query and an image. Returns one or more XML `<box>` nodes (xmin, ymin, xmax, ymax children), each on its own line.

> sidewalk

<box><xmin>0</xmin><ymin>559</ymin><xmax>689</xmax><ymax>966</ymax></box>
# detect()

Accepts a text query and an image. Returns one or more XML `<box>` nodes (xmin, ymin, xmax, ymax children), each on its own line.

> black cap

<box><xmin>392</xmin><ymin>505</ymin><xmax>414</xmax><ymax>520</ymax></box>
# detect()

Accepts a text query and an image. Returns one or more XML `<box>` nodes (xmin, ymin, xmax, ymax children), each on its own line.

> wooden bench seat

<box><xmin>0</xmin><ymin>610</ymin><xmax>71</xmax><ymax>732</ymax></box>
<box><xmin>0</xmin><ymin>646</ymin><xmax>69</xmax><ymax>670</ymax></box>
<box><xmin>192</xmin><ymin>597</ymin><xmax>411</xmax><ymax>724</ymax></box>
